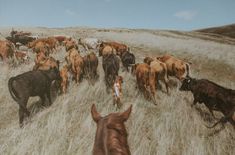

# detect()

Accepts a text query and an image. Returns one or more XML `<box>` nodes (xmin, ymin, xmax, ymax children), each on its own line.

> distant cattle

<box><xmin>63</xmin><ymin>39</ymin><xmax>78</xmax><ymax>51</ymax></box>
<box><xmin>91</xmin><ymin>104</ymin><xmax>132</xmax><ymax>155</ymax></box>
<box><xmin>8</xmin><ymin>68</ymin><xmax>61</xmax><ymax>127</ymax></box>
<box><xmin>0</xmin><ymin>40</ymin><xmax>14</xmax><ymax>61</ymax></box>
<box><xmin>132</xmin><ymin>63</ymin><xmax>151</xmax><ymax>100</ymax></box>
<box><xmin>157</xmin><ymin>54</ymin><xmax>190</xmax><ymax>81</ymax></box>
<box><xmin>149</xmin><ymin>59</ymin><xmax>169</xmax><ymax>99</ymax></box>
<box><xmin>78</xmin><ymin>38</ymin><xmax>101</xmax><ymax>51</ymax></box>
<box><xmin>54</xmin><ymin>36</ymin><xmax>69</xmax><ymax>45</ymax></box>
<box><xmin>180</xmin><ymin>76</ymin><xmax>235</xmax><ymax>128</ymax></box>
<box><xmin>102</xmin><ymin>54</ymin><xmax>120</xmax><ymax>89</ymax></box>
<box><xmin>112</xmin><ymin>76</ymin><xmax>123</xmax><ymax>109</ymax></box>
<box><xmin>83</xmin><ymin>52</ymin><xmax>99</xmax><ymax>80</ymax></box>
<box><xmin>100</xmin><ymin>41</ymin><xmax>129</xmax><ymax>56</ymax></box>
<box><xmin>121</xmin><ymin>51</ymin><xmax>135</xmax><ymax>72</ymax></box>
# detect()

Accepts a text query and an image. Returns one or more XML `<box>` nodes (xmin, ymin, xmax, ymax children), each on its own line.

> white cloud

<box><xmin>174</xmin><ymin>10</ymin><xmax>197</xmax><ymax>21</ymax></box>
<box><xmin>65</xmin><ymin>9</ymin><xmax>76</xmax><ymax>16</ymax></box>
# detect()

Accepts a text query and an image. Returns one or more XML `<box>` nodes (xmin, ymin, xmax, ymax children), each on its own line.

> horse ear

<box><xmin>91</xmin><ymin>104</ymin><xmax>102</xmax><ymax>123</ymax></box>
<box><xmin>120</xmin><ymin>105</ymin><xmax>132</xmax><ymax>122</ymax></box>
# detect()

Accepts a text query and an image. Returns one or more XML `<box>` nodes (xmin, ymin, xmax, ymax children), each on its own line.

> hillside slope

<box><xmin>0</xmin><ymin>27</ymin><xmax>235</xmax><ymax>155</ymax></box>
<box><xmin>195</xmin><ymin>24</ymin><xmax>235</xmax><ymax>39</ymax></box>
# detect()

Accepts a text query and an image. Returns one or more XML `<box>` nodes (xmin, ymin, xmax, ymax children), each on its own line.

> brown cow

<box><xmin>180</xmin><ymin>76</ymin><xmax>235</xmax><ymax>128</ymax></box>
<box><xmin>83</xmin><ymin>52</ymin><xmax>99</xmax><ymax>80</ymax></box>
<box><xmin>100</xmin><ymin>41</ymin><xmax>129</xmax><ymax>56</ymax></box>
<box><xmin>133</xmin><ymin>63</ymin><xmax>151</xmax><ymax>100</ymax></box>
<box><xmin>33</xmin><ymin>41</ymin><xmax>50</xmax><ymax>56</ymax></box>
<box><xmin>149</xmin><ymin>59</ymin><xmax>169</xmax><ymax>99</ymax></box>
<box><xmin>143</xmin><ymin>56</ymin><xmax>154</xmax><ymax>65</ymax></box>
<box><xmin>68</xmin><ymin>51</ymin><xmax>84</xmax><ymax>84</ymax></box>
<box><xmin>0</xmin><ymin>40</ymin><xmax>14</xmax><ymax>61</ymax></box>
<box><xmin>157</xmin><ymin>54</ymin><xmax>190</xmax><ymax>81</ymax></box>
<box><xmin>54</xmin><ymin>36</ymin><xmax>68</xmax><ymax>45</ymax></box>
<box><xmin>60</xmin><ymin>65</ymin><xmax>69</xmax><ymax>94</ymax></box>
<box><xmin>91</xmin><ymin>104</ymin><xmax>132</xmax><ymax>155</ymax></box>
<box><xmin>33</xmin><ymin>57</ymin><xmax>59</xmax><ymax>71</ymax></box>
<box><xmin>65</xmin><ymin>48</ymin><xmax>80</xmax><ymax>69</ymax></box>
<box><xmin>112</xmin><ymin>76</ymin><xmax>123</xmax><ymax>109</ymax></box>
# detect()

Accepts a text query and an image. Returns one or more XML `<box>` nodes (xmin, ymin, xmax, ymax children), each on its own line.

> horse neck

<box><xmin>106</xmin><ymin>125</ymin><xmax>130</xmax><ymax>155</ymax></box>
<box><xmin>94</xmin><ymin>123</ymin><xmax>130</xmax><ymax>155</ymax></box>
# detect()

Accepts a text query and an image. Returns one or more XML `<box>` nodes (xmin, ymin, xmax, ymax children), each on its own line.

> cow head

<box><xmin>179</xmin><ymin>76</ymin><xmax>195</xmax><ymax>91</ymax></box>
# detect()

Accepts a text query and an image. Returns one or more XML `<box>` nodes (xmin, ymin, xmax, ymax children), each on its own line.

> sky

<box><xmin>0</xmin><ymin>0</ymin><xmax>235</xmax><ymax>30</ymax></box>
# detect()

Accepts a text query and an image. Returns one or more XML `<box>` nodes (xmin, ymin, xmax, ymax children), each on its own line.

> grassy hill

<box><xmin>0</xmin><ymin>27</ymin><xmax>234</xmax><ymax>155</ymax></box>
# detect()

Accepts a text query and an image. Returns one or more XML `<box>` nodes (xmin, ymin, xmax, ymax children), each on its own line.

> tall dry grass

<box><xmin>0</xmin><ymin>28</ymin><xmax>235</xmax><ymax>155</ymax></box>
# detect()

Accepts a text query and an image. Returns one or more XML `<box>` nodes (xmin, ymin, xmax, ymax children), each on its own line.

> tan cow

<box><xmin>72</xmin><ymin>54</ymin><xmax>84</xmax><ymax>84</ymax></box>
<box><xmin>133</xmin><ymin>63</ymin><xmax>151</xmax><ymax>100</ymax></box>
<box><xmin>98</xmin><ymin>45</ymin><xmax>116</xmax><ymax>57</ymax></box>
<box><xmin>149</xmin><ymin>59</ymin><xmax>169</xmax><ymax>98</ymax></box>
<box><xmin>100</xmin><ymin>41</ymin><xmax>129</xmax><ymax>56</ymax></box>
<box><xmin>0</xmin><ymin>40</ymin><xmax>14</xmax><ymax>61</ymax></box>
<box><xmin>157</xmin><ymin>54</ymin><xmax>190</xmax><ymax>81</ymax></box>
<box><xmin>33</xmin><ymin>57</ymin><xmax>59</xmax><ymax>71</ymax></box>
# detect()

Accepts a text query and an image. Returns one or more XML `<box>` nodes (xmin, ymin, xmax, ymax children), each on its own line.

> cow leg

<box><xmin>19</xmin><ymin>107</ymin><xmax>24</xmax><ymax>128</ymax></box>
<box><xmin>46</xmin><ymin>89</ymin><xmax>52</xmax><ymax>106</ymax></box>
<box><xmin>40</xmin><ymin>94</ymin><xmax>46</xmax><ymax>106</ymax></box>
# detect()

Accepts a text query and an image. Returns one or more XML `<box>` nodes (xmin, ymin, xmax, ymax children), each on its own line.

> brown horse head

<box><xmin>91</xmin><ymin>104</ymin><xmax>132</xmax><ymax>155</ymax></box>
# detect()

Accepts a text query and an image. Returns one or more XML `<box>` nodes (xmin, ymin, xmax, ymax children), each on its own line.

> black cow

<box><xmin>102</xmin><ymin>54</ymin><xmax>120</xmax><ymax>90</ymax></box>
<box><xmin>8</xmin><ymin>68</ymin><xmax>61</xmax><ymax>127</ymax></box>
<box><xmin>180</xmin><ymin>76</ymin><xmax>235</xmax><ymax>128</ymax></box>
<box><xmin>121</xmin><ymin>51</ymin><xmax>135</xmax><ymax>72</ymax></box>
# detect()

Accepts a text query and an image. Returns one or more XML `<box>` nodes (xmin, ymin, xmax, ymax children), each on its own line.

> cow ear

<box><xmin>120</xmin><ymin>105</ymin><xmax>132</xmax><ymax>122</ymax></box>
<box><xmin>91</xmin><ymin>104</ymin><xmax>102</xmax><ymax>123</ymax></box>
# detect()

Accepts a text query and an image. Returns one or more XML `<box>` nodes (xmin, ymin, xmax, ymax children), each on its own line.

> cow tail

<box><xmin>8</xmin><ymin>77</ymin><xmax>19</xmax><ymax>102</ymax></box>
<box><xmin>206</xmin><ymin>117</ymin><xmax>228</xmax><ymax>128</ymax></box>
<box><xmin>186</xmin><ymin>63</ymin><xmax>190</xmax><ymax>77</ymax></box>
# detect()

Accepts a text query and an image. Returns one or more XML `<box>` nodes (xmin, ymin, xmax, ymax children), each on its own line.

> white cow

<box><xmin>78</xmin><ymin>38</ymin><xmax>101</xmax><ymax>51</ymax></box>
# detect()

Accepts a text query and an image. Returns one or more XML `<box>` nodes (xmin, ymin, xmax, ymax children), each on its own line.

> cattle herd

<box><xmin>0</xmin><ymin>30</ymin><xmax>234</xmax><ymax>154</ymax></box>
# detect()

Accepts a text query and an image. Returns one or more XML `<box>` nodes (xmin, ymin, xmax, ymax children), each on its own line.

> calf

<box><xmin>180</xmin><ymin>76</ymin><xmax>235</xmax><ymax>128</ymax></box>
<box><xmin>8</xmin><ymin>68</ymin><xmax>61</xmax><ymax>127</ymax></box>
<box><xmin>112</xmin><ymin>76</ymin><xmax>123</xmax><ymax>109</ymax></box>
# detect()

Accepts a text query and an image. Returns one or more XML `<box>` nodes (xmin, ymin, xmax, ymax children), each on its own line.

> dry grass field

<box><xmin>0</xmin><ymin>27</ymin><xmax>234</xmax><ymax>155</ymax></box>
